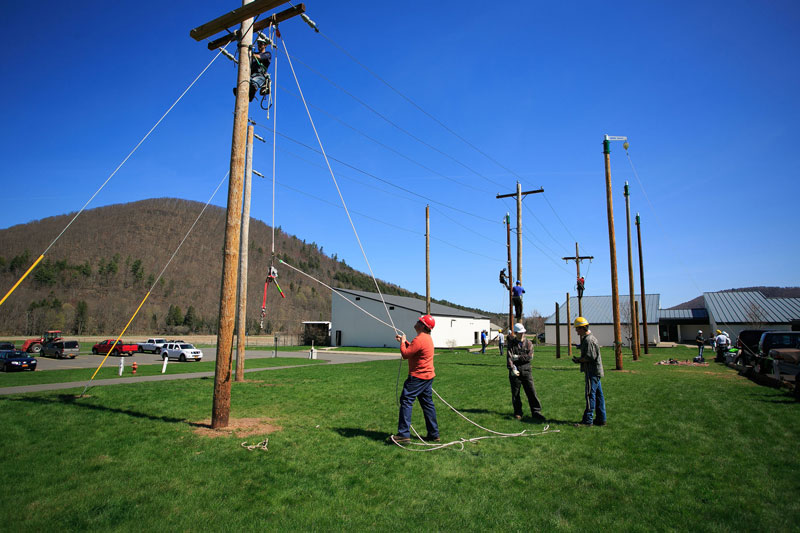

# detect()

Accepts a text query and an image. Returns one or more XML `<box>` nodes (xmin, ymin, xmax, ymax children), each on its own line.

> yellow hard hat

<box><xmin>574</xmin><ymin>317</ymin><xmax>589</xmax><ymax>328</ymax></box>
<box><xmin>716</xmin><ymin>329</ymin><xmax>721</xmax><ymax>334</ymax></box>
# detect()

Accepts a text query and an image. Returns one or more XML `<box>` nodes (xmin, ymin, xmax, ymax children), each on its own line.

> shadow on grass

<box><xmin>451</xmin><ymin>407</ymin><xmax>577</xmax><ymax>426</ymax></box>
<box><xmin>333</xmin><ymin>427</ymin><xmax>387</xmax><ymax>442</ymax></box>
<box><xmin>2</xmin><ymin>394</ymin><xmax>208</xmax><ymax>428</ymax></box>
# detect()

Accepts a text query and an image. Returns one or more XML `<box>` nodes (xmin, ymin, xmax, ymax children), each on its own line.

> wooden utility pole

<box><xmin>566</xmin><ymin>292</ymin><xmax>572</xmax><ymax>358</ymax></box>
<box><xmin>505</xmin><ymin>214</ymin><xmax>513</xmax><ymax>330</ymax></box>
<box><xmin>235</xmin><ymin>125</ymin><xmax>255</xmax><ymax>382</ymax></box>
<box><xmin>634</xmin><ymin>300</ymin><xmax>641</xmax><ymax>354</ymax></box>
<box><xmin>636</xmin><ymin>213</ymin><xmax>649</xmax><ymax>353</ymax></box>
<box><xmin>190</xmin><ymin>0</ymin><xmax>296</xmax><ymax>429</ymax></box>
<box><xmin>623</xmin><ymin>182</ymin><xmax>640</xmax><ymax>360</ymax></box>
<box><xmin>562</xmin><ymin>242</ymin><xmax>593</xmax><ymax>316</ymax></box>
<box><xmin>603</xmin><ymin>135</ymin><xmax>625</xmax><ymax>370</ymax></box>
<box><xmin>496</xmin><ymin>185</ymin><xmax>544</xmax><ymax>286</ymax></box>
<box><xmin>425</xmin><ymin>205</ymin><xmax>430</xmax><ymax>315</ymax></box>
<box><xmin>555</xmin><ymin>301</ymin><xmax>561</xmax><ymax>359</ymax></box>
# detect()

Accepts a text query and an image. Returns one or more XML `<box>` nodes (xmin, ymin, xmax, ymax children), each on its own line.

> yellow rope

<box><xmin>0</xmin><ymin>255</ymin><xmax>44</xmax><ymax>308</ymax></box>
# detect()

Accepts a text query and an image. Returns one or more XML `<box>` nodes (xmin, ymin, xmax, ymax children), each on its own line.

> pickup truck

<box><xmin>138</xmin><ymin>338</ymin><xmax>168</xmax><ymax>354</ymax></box>
<box><xmin>41</xmin><ymin>340</ymin><xmax>80</xmax><ymax>359</ymax></box>
<box><xmin>92</xmin><ymin>339</ymin><xmax>139</xmax><ymax>356</ymax></box>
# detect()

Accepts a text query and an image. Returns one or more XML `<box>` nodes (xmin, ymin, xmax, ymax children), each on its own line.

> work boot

<box><xmin>389</xmin><ymin>435</ymin><xmax>410</xmax><ymax>444</ymax></box>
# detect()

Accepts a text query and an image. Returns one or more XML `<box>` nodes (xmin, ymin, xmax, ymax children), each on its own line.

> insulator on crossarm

<box><xmin>301</xmin><ymin>13</ymin><xmax>319</xmax><ymax>32</ymax></box>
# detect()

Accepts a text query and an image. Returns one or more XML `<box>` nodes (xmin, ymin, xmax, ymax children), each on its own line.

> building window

<box><xmin>389</xmin><ymin>306</ymin><xmax>394</xmax><ymax>310</ymax></box>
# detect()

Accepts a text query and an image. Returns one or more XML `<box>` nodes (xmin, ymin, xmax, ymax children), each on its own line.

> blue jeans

<box><xmin>582</xmin><ymin>374</ymin><xmax>606</xmax><ymax>425</ymax></box>
<box><xmin>397</xmin><ymin>376</ymin><xmax>438</xmax><ymax>438</ymax></box>
<box><xmin>499</xmin><ymin>343</ymin><xmax>504</xmax><ymax>357</ymax></box>
<box><xmin>697</xmin><ymin>345</ymin><xmax>704</xmax><ymax>357</ymax></box>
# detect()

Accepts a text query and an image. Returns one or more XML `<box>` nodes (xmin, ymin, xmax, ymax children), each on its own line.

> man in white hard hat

<box><xmin>695</xmin><ymin>330</ymin><xmax>705</xmax><ymax>362</ymax></box>
<box><xmin>572</xmin><ymin>317</ymin><xmax>606</xmax><ymax>427</ymax></box>
<box><xmin>506</xmin><ymin>323</ymin><xmax>544</xmax><ymax>421</ymax></box>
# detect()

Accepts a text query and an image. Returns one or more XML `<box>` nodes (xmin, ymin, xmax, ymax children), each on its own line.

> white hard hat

<box><xmin>513</xmin><ymin>323</ymin><xmax>526</xmax><ymax>333</ymax></box>
<box><xmin>698</xmin><ymin>330</ymin><xmax>702</xmax><ymax>334</ymax></box>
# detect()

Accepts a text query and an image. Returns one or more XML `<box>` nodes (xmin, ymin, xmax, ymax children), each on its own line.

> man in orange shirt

<box><xmin>391</xmin><ymin>315</ymin><xmax>439</xmax><ymax>444</ymax></box>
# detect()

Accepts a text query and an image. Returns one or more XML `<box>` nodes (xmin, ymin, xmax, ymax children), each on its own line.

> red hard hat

<box><xmin>418</xmin><ymin>315</ymin><xmax>435</xmax><ymax>330</ymax></box>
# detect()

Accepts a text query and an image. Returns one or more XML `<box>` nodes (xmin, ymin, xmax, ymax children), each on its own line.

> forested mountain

<box><xmin>0</xmin><ymin>198</ymin><xmax>500</xmax><ymax>336</ymax></box>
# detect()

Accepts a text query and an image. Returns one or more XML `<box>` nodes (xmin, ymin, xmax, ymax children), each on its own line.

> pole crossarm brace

<box><xmin>190</xmin><ymin>0</ymin><xmax>291</xmax><ymax>42</ymax></box>
<box><xmin>496</xmin><ymin>187</ymin><xmax>544</xmax><ymax>199</ymax></box>
<box><xmin>562</xmin><ymin>255</ymin><xmax>594</xmax><ymax>262</ymax></box>
<box><xmin>207</xmin><ymin>4</ymin><xmax>306</xmax><ymax>50</ymax></box>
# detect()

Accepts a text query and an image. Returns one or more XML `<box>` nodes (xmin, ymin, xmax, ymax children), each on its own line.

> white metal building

<box><xmin>331</xmin><ymin>289</ymin><xmax>490</xmax><ymax>348</ymax></box>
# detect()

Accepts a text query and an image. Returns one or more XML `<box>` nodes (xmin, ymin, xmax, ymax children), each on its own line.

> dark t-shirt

<box><xmin>251</xmin><ymin>50</ymin><xmax>271</xmax><ymax>74</ymax></box>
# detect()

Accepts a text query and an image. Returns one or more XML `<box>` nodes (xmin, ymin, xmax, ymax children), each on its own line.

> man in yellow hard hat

<box><xmin>572</xmin><ymin>317</ymin><xmax>606</xmax><ymax>427</ymax></box>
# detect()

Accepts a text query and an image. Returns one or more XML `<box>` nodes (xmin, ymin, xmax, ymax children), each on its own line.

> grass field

<box><xmin>1</xmin><ymin>345</ymin><xmax>797</xmax><ymax>531</ymax></box>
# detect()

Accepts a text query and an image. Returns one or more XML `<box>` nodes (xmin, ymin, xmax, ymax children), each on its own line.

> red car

<box><xmin>92</xmin><ymin>339</ymin><xmax>139</xmax><ymax>356</ymax></box>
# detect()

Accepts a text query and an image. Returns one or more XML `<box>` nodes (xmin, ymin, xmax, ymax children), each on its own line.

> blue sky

<box><xmin>1</xmin><ymin>1</ymin><xmax>798</xmax><ymax>319</ymax></box>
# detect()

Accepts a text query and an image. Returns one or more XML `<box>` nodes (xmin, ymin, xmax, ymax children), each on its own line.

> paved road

<box><xmin>0</xmin><ymin>349</ymin><xmax>399</xmax><ymax>396</ymax></box>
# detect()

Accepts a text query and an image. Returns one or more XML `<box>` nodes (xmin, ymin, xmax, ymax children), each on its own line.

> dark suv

<box><xmin>735</xmin><ymin>329</ymin><xmax>769</xmax><ymax>366</ymax></box>
<box><xmin>753</xmin><ymin>331</ymin><xmax>800</xmax><ymax>374</ymax></box>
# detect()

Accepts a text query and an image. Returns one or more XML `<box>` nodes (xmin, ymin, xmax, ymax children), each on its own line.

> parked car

<box><xmin>753</xmin><ymin>331</ymin><xmax>800</xmax><ymax>374</ymax></box>
<box><xmin>0</xmin><ymin>342</ymin><xmax>15</xmax><ymax>350</ymax></box>
<box><xmin>41</xmin><ymin>340</ymin><xmax>80</xmax><ymax>359</ymax></box>
<box><xmin>92</xmin><ymin>339</ymin><xmax>139</xmax><ymax>356</ymax></box>
<box><xmin>735</xmin><ymin>329</ymin><xmax>769</xmax><ymax>366</ymax></box>
<box><xmin>0</xmin><ymin>350</ymin><xmax>37</xmax><ymax>371</ymax></box>
<box><xmin>161</xmin><ymin>342</ymin><xmax>203</xmax><ymax>362</ymax></box>
<box><xmin>138</xmin><ymin>338</ymin><xmax>168</xmax><ymax>354</ymax></box>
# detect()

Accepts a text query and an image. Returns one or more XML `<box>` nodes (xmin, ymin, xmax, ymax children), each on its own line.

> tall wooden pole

<box><xmin>425</xmin><ymin>205</ymin><xmax>430</xmax><ymax>315</ymax></box>
<box><xmin>555</xmin><ymin>301</ymin><xmax>561</xmax><ymax>359</ymax></box>
<box><xmin>516</xmin><ymin>182</ymin><xmax>522</xmax><ymax>283</ymax></box>
<box><xmin>235</xmin><ymin>125</ymin><xmax>254</xmax><ymax>382</ymax></box>
<box><xmin>636</xmin><ymin>213</ymin><xmax>649</xmax><ymax>353</ymax></box>
<box><xmin>634</xmin><ymin>300</ymin><xmax>641</xmax><ymax>355</ymax></box>
<box><xmin>603</xmin><ymin>138</ymin><xmax>623</xmax><ymax>370</ymax></box>
<box><xmin>566</xmin><ymin>292</ymin><xmax>572</xmax><ymax>358</ymax></box>
<box><xmin>624</xmin><ymin>182</ymin><xmax>640</xmax><ymax>360</ymax></box>
<box><xmin>212</xmin><ymin>1</ymin><xmax>253</xmax><ymax>428</ymax></box>
<box><xmin>506</xmin><ymin>214</ymin><xmax>513</xmax><ymax>330</ymax></box>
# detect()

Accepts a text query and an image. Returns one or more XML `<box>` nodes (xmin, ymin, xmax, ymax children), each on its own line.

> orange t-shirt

<box><xmin>400</xmin><ymin>332</ymin><xmax>435</xmax><ymax>379</ymax></box>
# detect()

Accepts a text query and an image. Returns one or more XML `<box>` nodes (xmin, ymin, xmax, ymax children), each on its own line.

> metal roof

<box><xmin>545</xmin><ymin>294</ymin><xmax>660</xmax><ymax>325</ymax></box>
<box><xmin>703</xmin><ymin>291</ymin><xmax>800</xmax><ymax>324</ymax></box>
<box><xmin>334</xmin><ymin>288</ymin><xmax>489</xmax><ymax>319</ymax></box>
<box><xmin>659</xmin><ymin>308</ymin><xmax>708</xmax><ymax>320</ymax></box>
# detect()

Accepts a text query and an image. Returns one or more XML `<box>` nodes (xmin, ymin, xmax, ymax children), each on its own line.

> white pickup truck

<box><xmin>138</xmin><ymin>338</ymin><xmax>168</xmax><ymax>354</ymax></box>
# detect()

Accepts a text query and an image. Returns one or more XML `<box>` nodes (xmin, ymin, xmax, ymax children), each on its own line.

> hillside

<box><xmin>669</xmin><ymin>286</ymin><xmax>800</xmax><ymax>309</ymax></box>
<box><xmin>0</xmin><ymin>198</ymin><xmax>501</xmax><ymax>336</ymax></box>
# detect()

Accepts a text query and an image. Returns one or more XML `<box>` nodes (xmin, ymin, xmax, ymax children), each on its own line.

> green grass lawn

<box><xmin>1</xmin><ymin>346</ymin><xmax>797</xmax><ymax>531</ymax></box>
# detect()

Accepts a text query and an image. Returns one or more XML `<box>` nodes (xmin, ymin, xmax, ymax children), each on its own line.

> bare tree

<box><xmin>745</xmin><ymin>302</ymin><xmax>765</xmax><ymax>329</ymax></box>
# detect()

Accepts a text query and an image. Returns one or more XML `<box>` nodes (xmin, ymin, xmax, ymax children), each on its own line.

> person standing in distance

<box><xmin>391</xmin><ymin>315</ymin><xmax>439</xmax><ymax>444</ymax></box>
<box><xmin>497</xmin><ymin>329</ymin><xmax>505</xmax><ymax>357</ymax></box>
<box><xmin>695</xmin><ymin>330</ymin><xmax>705</xmax><ymax>362</ymax></box>
<box><xmin>507</xmin><ymin>323</ymin><xmax>545</xmax><ymax>421</ymax></box>
<box><xmin>572</xmin><ymin>317</ymin><xmax>606</xmax><ymax>427</ymax></box>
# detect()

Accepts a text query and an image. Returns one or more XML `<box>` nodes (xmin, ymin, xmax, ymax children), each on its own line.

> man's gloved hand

<box><xmin>511</xmin><ymin>353</ymin><xmax>518</xmax><ymax>361</ymax></box>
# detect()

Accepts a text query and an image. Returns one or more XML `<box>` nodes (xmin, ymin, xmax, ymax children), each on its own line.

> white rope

<box><xmin>271</xmin><ymin>26</ymin><xmax>278</xmax><ymax>257</ymax></box>
<box><xmin>389</xmin><ymin>425</ymin><xmax>560</xmax><ymax>452</ymax></box>
<box><xmin>277</xmin><ymin>258</ymin><xmax>405</xmax><ymax>337</ymax></box>
<box><xmin>43</xmin><ymin>47</ymin><xmax>229</xmax><ymax>257</ymax></box>
<box><xmin>241</xmin><ymin>438</ymin><xmax>269</xmax><ymax>451</ymax></box>
<box><xmin>280</xmin><ymin>36</ymin><xmax>398</xmax><ymax>335</ymax></box>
